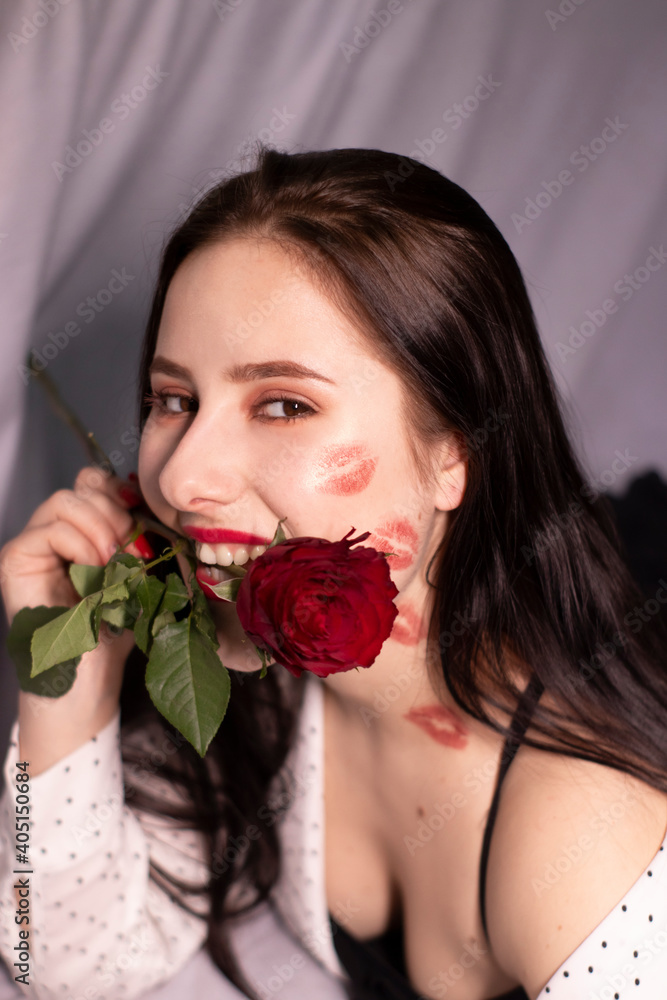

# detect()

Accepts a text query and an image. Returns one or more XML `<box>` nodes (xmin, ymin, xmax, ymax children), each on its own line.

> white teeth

<box><xmin>213</xmin><ymin>544</ymin><xmax>234</xmax><ymax>566</ymax></box>
<box><xmin>196</xmin><ymin>541</ymin><xmax>268</xmax><ymax>566</ymax></box>
<box><xmin>198</xmin><ymin>543</ymin><xmax>217</xmax><ymax>565</ymax></box>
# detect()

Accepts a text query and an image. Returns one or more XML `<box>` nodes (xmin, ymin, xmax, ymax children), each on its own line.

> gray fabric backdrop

<box><xmin>0</xmin><ymin>0</ymin><xmax>665</xmax><ymax>992</ymax></box>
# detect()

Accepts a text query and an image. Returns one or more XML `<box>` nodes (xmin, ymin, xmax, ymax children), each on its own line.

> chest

<box><xmin>321</xmin><ymin>697</ymin><xmax>522</xmax><ymax>999</ymax></box>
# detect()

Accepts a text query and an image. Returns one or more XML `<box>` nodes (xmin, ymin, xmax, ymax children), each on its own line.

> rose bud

<box><xmin>235</xmin><ymin>528</ymin><xmax>399</xmax><ymax>678</ymax></box>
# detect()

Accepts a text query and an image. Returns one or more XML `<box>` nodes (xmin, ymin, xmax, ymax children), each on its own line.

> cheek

<box><xmin>366</xmin><ymin>517</ymin><xmax>419</xmax><ymax>571</ymax></box>
<box><xmin>137</xmin><ymin>431</ymin><xmax>169</xmax><ymax>512</ymax></box>
<box><xmin>136</xmin><ymin>437</ymin><xmax>155</xmax><ymax>497</ymax></box>
<box><xmin>311</xmin><ymin>443</ymin><xmax>377</xmax><ymax>496</ymax></box>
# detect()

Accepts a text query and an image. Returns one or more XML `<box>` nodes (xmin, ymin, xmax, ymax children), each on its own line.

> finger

<box><xmin>75</xmin><ymin>467</ymin><xmax>146</xmax><ymax>517</ymax></box>
<box><xmin>9</xmin><ymin>520</ymin><xmax>111</xmax><ymax>573</ymax></box>
<box><xmin>25</xmin><ymin>492</ymin><xmax>131</xmax><ymax>563</ymax></box>
<box><xmin>72</xmin><ymin>463</ymin><xmax>117</xmax><ymax>497</ymax></box>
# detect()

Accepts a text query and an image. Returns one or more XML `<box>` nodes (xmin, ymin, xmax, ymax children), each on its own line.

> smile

<box><xmin>195</xmin><ymin>541</ymin><xmax>268</xmax><ymax>568</ymax></box>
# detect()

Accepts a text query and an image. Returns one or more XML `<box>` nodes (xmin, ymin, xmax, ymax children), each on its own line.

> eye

<box><xmin>256</xmin><ymin>395</ymin><xmax>315</xmax><ymax>423</ymax></box>
<box><xmin>144</xmin><ymin>391</ymin><xmax>197</xmax><ymax>414</ymax></box>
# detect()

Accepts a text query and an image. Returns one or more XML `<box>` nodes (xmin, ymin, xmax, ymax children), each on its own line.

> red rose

<box><xmin>235</xmin><ymin>529</ymin><xmax>399</xmax><ymax>678</ymax></box>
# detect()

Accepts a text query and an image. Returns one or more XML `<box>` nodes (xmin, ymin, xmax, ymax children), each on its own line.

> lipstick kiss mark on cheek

<box><xmin>314</xmin><ymin>444</ymin><xmax>378</xmax><ymax>496</ymax></box>
<box><xmin>390</xmin><ymin>602</ymin><xmax>428</xmax><ymax>646</ymax></box>
<box><xmin>403</xmin><ymin>705</ymin><xmax>469</xmax><ymax>749</ymax></box>
<box><xmin>367</xmin><ymin>517</ymin><xmax>419</xmax><ymax>572</ymax></box>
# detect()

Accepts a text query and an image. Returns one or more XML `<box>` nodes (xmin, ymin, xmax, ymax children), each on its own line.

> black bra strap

<box><xmin>478</xmin><ymin>674</ymin><xmax>544</xmax><ymax>943</ymax></box>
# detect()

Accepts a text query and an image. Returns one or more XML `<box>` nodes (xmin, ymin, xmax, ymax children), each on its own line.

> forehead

<box><xmin>156</xmin><ymin>237</ymin><xmax>377</xmax><ymax>371</ymax></box>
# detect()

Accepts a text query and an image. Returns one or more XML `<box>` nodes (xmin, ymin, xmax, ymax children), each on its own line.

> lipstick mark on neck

<box><xmin>314</xmin><ymin>443</ymin><xmax>377</xmax><ymax>496</ymax></box>
<box><xmin>403</xmin><ymin>704</ymin><xmax>468</xmax><ymax>749</ymax></box>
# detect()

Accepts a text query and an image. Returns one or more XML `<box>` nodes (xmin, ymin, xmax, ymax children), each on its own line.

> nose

<box><xmin>157</xmin><ymin>410</ymin><xmax>247</xmax><ymax>514</ymax></box>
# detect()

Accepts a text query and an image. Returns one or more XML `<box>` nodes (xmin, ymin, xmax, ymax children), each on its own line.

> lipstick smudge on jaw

<box><xmin>314</xmin><ymin>443</ymin><xmax>377</xmax><ymax>496</ymax></box>
<box><xmin>403</xmin><ymin>705</ymin><xmax>469</xmax><ymax>749</ymax></box>
<box><xmin>391</xmin><ymin>602</ymin><xmax>427</xmax><ymax>646</ymax></box>
<box><xmin>366</xmin><ymin>517</ymin><xmax>419</xmax><ymax>571</ymax></box>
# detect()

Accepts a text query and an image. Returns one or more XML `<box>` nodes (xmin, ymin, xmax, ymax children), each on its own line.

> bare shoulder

<box><xmin>485</xmin><ymin>743</ymin><xmax>667</xmax><ymax>997</ymax></box>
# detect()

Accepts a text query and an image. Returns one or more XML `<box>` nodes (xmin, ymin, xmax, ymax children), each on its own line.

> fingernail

<box><xmin>128</xmin><ymin>472</ymin><xmax>139</xmax><ymax>483</ymax></box>
<box><xmin>133</xmin><ymin>533</ymin><xmax>155</xmax><ymax>560</ymax></box>
<box><xmin>119</xmin><ymin>486</ymin><xmax>142</xmax><ymax>507</ymax></box>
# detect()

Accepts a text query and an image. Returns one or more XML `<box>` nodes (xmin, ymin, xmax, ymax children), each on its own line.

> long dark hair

<box><xmin>121</xmin><ymin>144</ymin><xmax>667</xmax><ymax>994</ymax></box>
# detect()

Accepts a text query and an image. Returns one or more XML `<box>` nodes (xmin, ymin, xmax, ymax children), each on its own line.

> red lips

<box><xmin>183</xmin><ymin>526</ymin><xmax>272</xmax><ymax>545</ymax></box>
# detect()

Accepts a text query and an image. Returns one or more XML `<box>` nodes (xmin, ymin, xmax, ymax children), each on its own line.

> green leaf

<box><xmin>203</xmin><ymin>577</ymin><xmax>242</xmax><ymax>603</ymax></box>
<box><xmin>30</xmin><ymin>593</ymin><xmax>102</xmax><ymax>677</ymax></box>
<box><xmin>133</xmin><ymin>575</ymin><xmax>166</xmax><ymax>654</ymax></box>
<box><xmin>100</xmin><ymin>580</ymin><xmax>130</xmax><ymax>605</ymax></box>
<box><xmin>159</xmin><ymin>573</ymin><xmax>190</xmax><ymax>613</ymax></box>
<box><xmin>145</xmin><ymin>617</ymin><xmax>231</xmax><ymax>757</ymax></box>
<box><xmin>210</xmin><ymin>561</ymin><xmax>246</xmax><ymax>579</ymax></box>
<box><xmin>68</xmin><ymin>563</ymin><xmax>105</xmax><ymax>598</ymax></box>
<box><xmin>258</xmin><ymin>648</ymin><xmax>270</xmax><ymax>679</ymax></box>
<box><xmin>151</xmin><ymin>609</ymin><xmax>176</xmax><ymax>637</ymax></box>
<box><xmin>100</xmin><ymin>597</ymin><xmax>140</xmax><ymax>630</ymax></box>
<box><xmin>126</xmin><ymin>521</ymin><xmax>146</xmax><ymax>546</ymax></box>
<box><xmin>267</xmin><ymin>517</ymin><xmax>288</xmax><ymax>548</ymax></box>
<box><xmin>191</xmin><ymin>577</ymin><xmax>219</xmax><ymax>646</ymax></box>
<box><xmin>7</xmin><ymin>606</ymin><xmax>79</xmax><ymax>696</ymax></box>
<box><xmin>103</xmin><ymin>553</ymin><xmax>142</xmax><ymax>587</ymax></box>
<box><xmin>138</xmin><ymin>571</ymin><xmax>191</xmax><ymax>649</ymax></box>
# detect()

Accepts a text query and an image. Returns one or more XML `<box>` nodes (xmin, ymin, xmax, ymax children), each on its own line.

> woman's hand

<box><xmin>0</xmin><ymin>466</ymin><xmax>148</xmax><ymax>623</ymax></box>
<box><xmin>0</xmin><ymin>466</ymin><xmax>149</xmax><ymax>773</ymax></box>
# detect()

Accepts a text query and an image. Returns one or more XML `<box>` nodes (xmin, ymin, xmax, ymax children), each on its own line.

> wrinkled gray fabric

<box><xmin>139</xmin><ymin>902</ymin><xmax>348</xmax><ymax>1000</ymax></box>
<box><xmin>0</xmin><ymin>0</ymin><xmax>665</xmax><ymax>993</ymax></box>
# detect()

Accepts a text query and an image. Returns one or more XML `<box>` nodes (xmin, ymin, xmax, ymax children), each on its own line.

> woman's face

<box><xmin>138</xmin><ymin>238</ymin><xmax>465</xmax><ymax>671</ymax></box>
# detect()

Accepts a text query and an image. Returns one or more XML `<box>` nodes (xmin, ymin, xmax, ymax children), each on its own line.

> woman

<box><xmin>2</xmin><ymin>146</ymin><xmax>667</xmax><ymax>1000</ymax></box>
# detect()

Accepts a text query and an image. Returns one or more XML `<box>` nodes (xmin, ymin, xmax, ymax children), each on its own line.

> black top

<box><xmin>329</xmin><ymin>675</ymin><xmax>545</xmax><ymax>1000</ymax></box>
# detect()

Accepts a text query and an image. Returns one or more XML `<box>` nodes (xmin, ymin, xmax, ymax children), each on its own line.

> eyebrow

<box><xmin>148</xmin><ymin>356</ymin><xmax>336</xmax><ymax>385</ymax></box>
